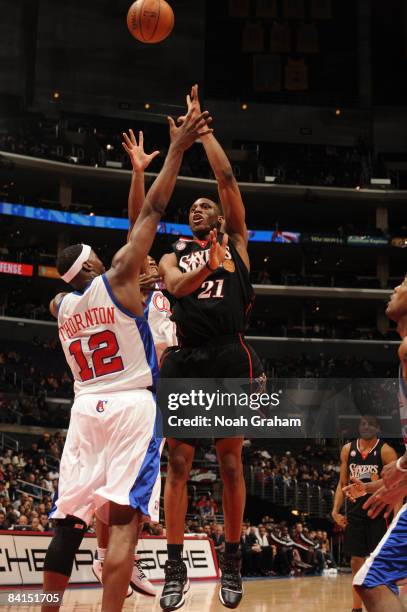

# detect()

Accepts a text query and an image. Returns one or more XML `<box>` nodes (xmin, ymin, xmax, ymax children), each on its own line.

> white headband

<box><xmin>61</xmin><ymin>244</ymin><xmax>92</xmax><ymax>283</ymax></box>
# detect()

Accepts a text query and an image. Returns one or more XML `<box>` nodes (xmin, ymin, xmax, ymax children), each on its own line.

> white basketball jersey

<box><xmin>58</xmin><ymin>274</ymin><xmax>159</xmax><ymax>397</ymax></box>
<box><xmin>144</xmin><ymin>290</ymin><xmax>177</xmax><ymax>361</ymax></box>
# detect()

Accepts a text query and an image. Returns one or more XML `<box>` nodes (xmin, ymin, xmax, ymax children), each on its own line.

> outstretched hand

<box><xmin>168</xmin><ymin>101</ymin><xmax>213</xmax><ymax>152</ymax></box>
<box><xmin>177</xmin><ymin>84</ymin><xmax>209</xmax><ymax>138</ymax></box>
<box><xmin>363</xmin><ymin>481</ymin><xmax>407</xmax><ymax>520</ymax></box>
<box><xmin>207</xmin><ymin>229</ymin><xmax>229</xmax><ymax>271</ymax></box>
<box><xmin>122</xmin><ymin>129</ymin><xmax>160</xmax><ymax>172</ymax></box>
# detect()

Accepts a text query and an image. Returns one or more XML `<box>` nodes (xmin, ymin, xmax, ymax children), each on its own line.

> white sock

<box><xmin>97</xmin><ymin>547</ymin><xmax>107</xmax><ymax>562</ymax></box>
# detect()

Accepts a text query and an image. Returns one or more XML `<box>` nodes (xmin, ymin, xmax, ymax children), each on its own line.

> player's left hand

<box><xmin>381</xmin><ymin>458</ymin><xmax>407</xmax><ymax>490</ymax></box>
<box><xmin>363</xmin><ymin>481</ymin><xmax>407</xmax><ymax>520</ymax></box>
<box><xmin>122</xmin><ymin>129</ymin><xmax>160</xmax><ymax>172</ymax></box>
<box><xmin>208</xmin><ymin>229</ymin><xmax>229</xmax><ymax>271</ymax></box>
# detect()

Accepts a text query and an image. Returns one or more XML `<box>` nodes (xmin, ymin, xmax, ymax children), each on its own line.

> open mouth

<box><xmin>193</xmin><ymin>215</ymin><xmax>204</xmax><ymax>224</ymax></box>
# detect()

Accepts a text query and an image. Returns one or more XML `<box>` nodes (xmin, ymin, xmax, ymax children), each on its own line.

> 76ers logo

<box><xmin>179</xmin><ymin>245</ymin><xmax>232</xmax><ymax>272</ymax></box>
<box><xmin>96</xmin><ymin>400</ymin><xmax>108</xmax><ymax>413</ymax></box>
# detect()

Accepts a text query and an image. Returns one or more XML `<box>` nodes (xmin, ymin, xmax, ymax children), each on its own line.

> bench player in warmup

<box><xmin>344</xmin><ymin>275</ymin><xmax>407</xmax><ymax>611</ymax></box>
<box><xmin>332</xmin><ymin>416</ymin><xmax>398</xmax><ymax>612</ymax></box>
<box><xmin>42</xmin><ymin>105</ymin><xmax>211</xmax><ymax>612</ymax></box>
<box><xmin>158</xmin><ymin>85</ymin><xmax>266</xmax><ymax>611</ymax></box>
<box><xmin>92</xmin><ymin>130</ymin><xmax>177</xmax><ymax>598</ymax></box>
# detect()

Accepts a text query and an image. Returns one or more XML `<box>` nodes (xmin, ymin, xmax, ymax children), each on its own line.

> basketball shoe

<box><xmin>160</xmin><ymin>559</ymin><xmax>190</xmax><ymax>610</ymax></box>
<box><xmin>219</xmin><ymin>551</ymin><xmax>243</xmax><ymax>609</ymax></box>
<box><xmin>130</xmin><ymin>554</ymin><xmax>156</xmax><ymax>596</ymax></box>
<box><xmin>92</xmin><ymin>551</ymin><xmax>133</xmax><ymax>598</ymax></box>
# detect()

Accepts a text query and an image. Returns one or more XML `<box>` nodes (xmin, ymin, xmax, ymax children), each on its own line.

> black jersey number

<box><xmin>198</xmin><ymin>279</ymin><xmax>225</xmax><ymax>299</ymax></box>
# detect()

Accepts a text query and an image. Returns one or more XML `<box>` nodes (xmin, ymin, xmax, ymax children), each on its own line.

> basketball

<box><xmin>127</xmin><ymin>0</ymin><xmax>174</xmax><ymax>44</ymax></box>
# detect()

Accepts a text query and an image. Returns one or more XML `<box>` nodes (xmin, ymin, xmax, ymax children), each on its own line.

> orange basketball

<box><xmin>127</xmin><ymin>0</ymin><xmax>174</xmax><ymax>44</ymax></box>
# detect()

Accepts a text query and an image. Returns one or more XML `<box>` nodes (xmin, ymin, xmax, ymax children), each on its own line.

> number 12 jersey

<box><xmin>57</xmin><ymin>274</ymin><xmax>159</xmax><ymax>397</ymax></box>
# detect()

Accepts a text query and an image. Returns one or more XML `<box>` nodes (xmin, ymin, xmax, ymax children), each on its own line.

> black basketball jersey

<box><xmin>347</xmin><ymin>439</ymin><xmax>384</xmax><ymax>518</ymax></box>
<box><xmin>169</xmin><ymin>234</ymin><xmax>254</xmax><ymax>346</ymax></box>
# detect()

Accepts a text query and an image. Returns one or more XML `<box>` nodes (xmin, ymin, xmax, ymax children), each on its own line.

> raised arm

<box><xmin>201</xmin><ymin>133</ymin><xmax>247</xmax><ymax>241</ymax></box>
<box><xmin>180</xmin><ymin>85</ymin><xmax>248</xmax><ymax>264</ymax></box>
<box><xmin>121</xmin><ymin>129</ymin><xmax>160</xmax><ymax>238</ymax></box>
<box><xmin>159</xmin><ymin>229</ymin><xmax>228</xmax><ymax>299</ymax></box>
<box><xmin>106</xmin><ymin>109</ymin><xmax>212</xmax><ymax>311</ymax></box>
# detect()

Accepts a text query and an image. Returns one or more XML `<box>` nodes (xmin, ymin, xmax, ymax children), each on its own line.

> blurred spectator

<box><xmin>212</xmin><ymin>523</ymin><xmax>225</xmax><ymax>562</ymax></box>
<box><xmin>195</xmin><ymin>494</ymin><xmax>218</xmax><ymax>519</ymax></box>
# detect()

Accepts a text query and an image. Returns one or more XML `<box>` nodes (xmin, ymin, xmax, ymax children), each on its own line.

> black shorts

<box><xmin>343</xmin><ymin>513</ymin><xmax>387</xmax><ymax>558</ymax></box>
<box><xmin>160</xmin><ymin>334</ymin><xmax>266</xmax><ymax>446</ymax></box>
<box><xmin>160</xmin><ymin>333</ymin><xmax>264</xmax><ymax>379</ymax></box>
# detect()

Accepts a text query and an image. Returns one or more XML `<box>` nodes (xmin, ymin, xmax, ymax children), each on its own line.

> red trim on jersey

<box><xmin>194</xmin><ymin>238</ymin><xmax>209</xmax><ymax>248</ymax></box>
<box><xmin>357</xmin><ymin>438</ymin><xmax>380</xmax><ymax>459</ymax></box>
<box><xmin>239</xmin><ymin>333</ymin><xmax>253</xmax><ymax>381</ymax></box>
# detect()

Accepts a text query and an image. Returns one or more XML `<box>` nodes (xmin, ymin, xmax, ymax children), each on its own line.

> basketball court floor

<box><xmin>2</xmin><ymin>576</ymin><xmax>406</xmax><ymax>611</ymax></box>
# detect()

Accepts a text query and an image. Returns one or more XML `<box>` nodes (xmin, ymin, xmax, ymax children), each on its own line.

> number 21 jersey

<box><xmin>57</xmin><ymin>274</ymin><xmax>158</xmax><ymax>397</ymax></box>
<box><xmin>170</xmin><ymin>234</ymin><xmax>254</xmax><ymax>346</ymax></box>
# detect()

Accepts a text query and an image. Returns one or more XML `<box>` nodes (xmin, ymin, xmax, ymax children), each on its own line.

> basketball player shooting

<box><xmin>332</xmin><ymin>416</ymin><xmax>398</xmax><ymax>612</ymax></box>
<box><xmin>91</xmin><ymin>129</ymin><xmax>176</xmax><ymax>599</ymax></box>
<box><xmin>349</xmin><ymin>275</ymin><xmax>407</xmax><ymax>611</ymax></box>
<box><xmin>158</xmin><ymin>85</ymin><xmax>266</xmax><ymax>611</ymax></box>
<box><xmin>42</xmin><ymin>106</ymin><xmax>211</xmax><ymax>612</ymax></box>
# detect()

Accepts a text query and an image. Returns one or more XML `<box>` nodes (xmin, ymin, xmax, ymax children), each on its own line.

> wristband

<box><xmin>396</xmin><ymin>457</ymin><xmax>407</xmax><ymax>473</ymax></box>
<box><xmin>206</xmin><ymin>261</ymin><xmax>217</xmax><ymax>272</ymax></box>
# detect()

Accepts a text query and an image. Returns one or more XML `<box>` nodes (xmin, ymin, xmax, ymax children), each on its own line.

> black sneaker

<box><xmin>160</xmin><ymin>559</ymin><xmax>190</xmax><ymax>611</ymax></box>
<box><xmin>219</xmin><ymin>552</ymin><xmax>243</xmax><ymax>609</ymax></box>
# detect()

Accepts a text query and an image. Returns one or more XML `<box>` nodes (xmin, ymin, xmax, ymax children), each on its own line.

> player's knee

<box><xmin>219</xmin><ymin>453</ymin><xmax>243</xmax><ymax>484</ymax></box>
<box><xmin>43</xmin><ymin>517</ymin><xmax>87</xmax><ymax>578</ymax></box>
<box><xmin>168</xmin><ymin>453</ymin><xmax>191</xmax><ymax>483</ymax></box>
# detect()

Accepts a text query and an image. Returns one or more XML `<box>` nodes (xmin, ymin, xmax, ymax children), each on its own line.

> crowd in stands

<box><xmin>253</xmin><ymin>269</ymin><xmax>402</xmax><ymax>290</ymax></box>
<box><xmin>0</xmin><ymin>432</ymin><xmax>62</xmax><ymax>532</ymax></box>
<box><xmin>0</xmin><ymin>339</ymin><xmax>73</xmax><ymax>398</ymax></box>
<box><xmin>0</xmin><ymin>112</ymin><xmax>391</xmax><ymax>189</ymax></box>
<box><xmin>247</xmin><ymin>316</ymin><xmax>399</xmax><ymax>341</ymax></box>
<box><xmin>245</xmin><ymin>443</ymin><xmax>339</xmax><ymax>492</ymax></box>
<box><xmin>0</xmin><ymin>437</ymin><xmax>341</xmax><ymax>576</ymax></box>
<box><xmin>263</xmin><ymin>353</ymin><xmax>397</xmax><ymax>379</ymax></box>
<box><xmin>169</xmin><ymin>516</ymin><xmax>337</xmax><ymax>577</ymax></box>
<box><xmin>0</xmin><ymin>336</ymin><xmax>399</xmax><ymax>432</ymax></box>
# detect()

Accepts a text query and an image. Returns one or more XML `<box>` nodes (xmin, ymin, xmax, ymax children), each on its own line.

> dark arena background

<box><xmin>0</xmin><ymin>1</ymin><xmax>407</xmax><ymax>610</ymax></box>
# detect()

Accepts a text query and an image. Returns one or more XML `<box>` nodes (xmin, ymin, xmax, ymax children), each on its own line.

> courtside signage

<box><xmin>0</xmin><ymin>534</ymin><xmax>218</xmax><ymax>585</ymax></box>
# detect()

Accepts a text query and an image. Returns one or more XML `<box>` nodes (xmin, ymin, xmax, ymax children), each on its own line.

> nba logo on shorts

<box><xmin>96</xmin><ymin>400</ymin><xmax>108</xmax><ymax>413</ymax></box>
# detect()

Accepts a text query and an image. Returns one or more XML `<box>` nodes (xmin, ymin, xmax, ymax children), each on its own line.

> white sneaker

<box><xmin>92</xmin><ymin>555</ymin><xmax>133</xmax><ymax>598</ymax></box>
<box><xmin>130</xmin><ymin>554</ymin><xmax>156</xmax><ymax>596</ymax></box>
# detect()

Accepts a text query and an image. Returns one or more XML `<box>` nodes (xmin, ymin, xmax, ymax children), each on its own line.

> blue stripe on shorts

<box><xmin>357</xmin><ymin>505</ymin><xmax>407</xmax><ymax>594</ymax></box>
